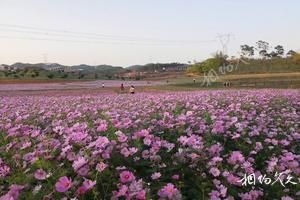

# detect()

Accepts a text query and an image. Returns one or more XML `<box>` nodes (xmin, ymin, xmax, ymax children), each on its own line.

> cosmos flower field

<box><xmin>0</xmin><ymin>89</ymin><xmax>299</xmax><ymax>199</ymax></box>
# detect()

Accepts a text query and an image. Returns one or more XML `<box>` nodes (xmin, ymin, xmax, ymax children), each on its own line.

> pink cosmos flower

<box><xmin>55</xmin><ymin>176</ymin><xmax>72</xmax><ymax>192</ymax></box>
<box><xmin>231</xmin><ymin>116</ymin><xmax>238</xmax><ymax>123</ymax></box>
<box><xmin>209</xmin><ymin>167</ymin><xmax>220</xmax><ymax>177</ymax></box>
<box><xmin>142</xmin><ymin>150</ymin><xmax>150</xmax><ymax>159</ymax></box>
<box><xmin>129</xmin><ymin>179</ymin><xmax>143</xmax><ymax>193</ymax></box>
<box><xmin>34</xmin><ymin>169</ymin><xmax>47</xmax><ymax>180</ymax></box>
<box><xmin>76</xmin><ymin>186</ymin><xmax>88</xmax><ymax>195</ymax></box>
<box><xmin>66</xmin><ymin>151</ymin><xmax>77</xmax><ymax>161</ymax></box>
<box><xmin>172</xmin><ymin>175</ymin><xmax>180</xmax><ymax>180</ymax></box>
<box><xmin>77</xmin><ymin>165</ymin><xmax>89</xmax><ymax>176</ymax></box>
<box><xmin>134</xmin><ymin>129</ymin><xmax>149</xmax><ymax>139</ymax></box>
<box><xmin>31</xmin><ymin>130</ymin><xmax>40</xmax><ymax>137</ymax></box>
<box><xmin>158</xmin><ymin>183</ymin><xmax>182</xmax><ymax>199</ymax></box>
<box><xmin>96</xmin><ymin>122</ymin><xmax>107</xmax><ymax>132</ymax></box>
<box><xmin>20</xmin><ymin>141</ymin><xmax>32</xmax><ymax>150</ymax></box>
<box><xmin>83</xmin><ymin>179</ymin><xmax>96</xmax><ymax>190</ymax></box>
<box><xmin>212</xmin><ymin>120</ymin><xmax>224</xmax><ymax>134</ymax></box>
<box><xmin>0</xmin><ymin>165</ymin><xmax>10</xmax><ymax>177</ymax></box>
<box><xmin>116</xmin><ymin>185</ymin><xmax>128</xmax><ymax>197</ymax></box>
<box><xmin>188</xmin><ymin>153</ymin><xmax>200</xmax><ymax>160</ymax></box>
<box><xmin>0</xmin><ymin>184</ymin><xmax>24</xmax><ymax>200</ymax></box>
<box><xmin>94</xmin><ymin>136</ymin><xmax>110</xmax><ymax>149</ymax></box>
<box><xmin>226</xmin><ymin>174</ymin><xmax>241</xmax><ymax>186</ymax></box>
<box><xmin>186</xmin><ymin>135</ymin><xmax>202</xmax><ymax>148</ymax></box>
<box><xmin>72</xmin><ymin>156</ymin><xmax>87</xmax><ymax>171</ymax></box>
<box><xmin>117</xmin><ymin>133</ymin><xmax>128</xmax><ymax>143</ymax></box>
<box><xmin>239</xmin><ymin>190</ymin><xmax>263</xmax><ymax>200</ymax></box>
<box><xmin>102</xmin><ymin>152</ymin><xmax>111</xmax><ymax>160</ymax></box>
<box><xmin>218</xmin><ymin>184</ymin><xmax>227</xmax><ymax>198</ymax></box>
<box><xmin>120</xmin><ymin>148</ymin><xmax>131</xmax><ymax>157</ymax></box>
<box><xmin>186</xmin><ymin>111</ymin><xmax>193</xmax><ymax>116</ymax></box>
<box><xmin>255</xmin><ymin>142</ymin><xmax>263</xmax><ymax>151</ymax></box>
<box><xmin>96</xmin><ymin>162</ymin><xmax>107</xmax><ymax>172</ymax></box>
<box><xmin>120</xmin><ymin>171</ymin><xmax>135</xmax><ymax>183</ymax></box>
<box><xmin>151</xmin><ymin>172</ymin><xmax>161</xmax><ymax>180</ymax></box>
<box><xmin>136</xmin><ymin>190</ymin><xmax>146</xmax><ymax>199</ymax></box>
<box><xmin>77</xmin><ymin>179</ymin><xmax>96</xmax><ymax>195</ymax></box>
<box><xmin>281</xmin><ymin>196</ymin><xmax>294</xmax><ymax>200</ymax></box>
<box><xmin>209</xmin><ymin>190</ymin><xmax>220</xmax><ymax>200</ymax></box>
<box><xmin>178</xmin><ymin>136</ymin><xmax>188</xmax><ymax>145</ymax></box>
<box><xmin>228</xmin><ymin>151</ymin><xmax>245</xmax><ymax>165</ymax></box>
<box><xmin>267</xmin><ymin>157</ymin><xmax>278</xmax><ymax>173</ymax></box>
<box><xmin>143</xmin><ymin>137</ymin><xmax>152</xmax><ymax>146</ymax></box>
<box><xmin>208</xmin><ymin>143</ymin><xmax>223</xmax><ymax>156</ymax></box>
<box><xmin>208</xmin><ymin>156</ymin><xmax>223</xmax><ymax>166</ymax></box>
<box><xmin>129</xmin><ymin>147</ymin><xmax>138</xmax><ymax>155</ymax></box>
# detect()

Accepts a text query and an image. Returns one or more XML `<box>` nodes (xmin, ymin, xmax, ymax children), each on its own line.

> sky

<box><xmin>0</xmin><ymin>0</ymin><xmax>299</xmax><ymax>67</ymax></box>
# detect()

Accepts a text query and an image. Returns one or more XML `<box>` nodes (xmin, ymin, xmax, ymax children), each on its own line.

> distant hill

<box><xmin>10</xmin><ymin>62</ymin><xmax>63</xmax><ymax>69</ymax></box>
<box><xmin>71</xmin><ymin>64</ymin><xmax>124</xmax><ymax>73</ymax></box>
<box><xmin>6</xmin><ymin>62</ymin><xmax>124</xmax><ymax>72</ymax></box>
<box><xmin>0</xmin><ymin>62</ymin><xmax>189</xmax><ymax>80</ymax></box>
<box><xmin>0</xmin><ymin>62</ymin><xmax>126</xmax><ymax>80</ymax></box>
<box><xmin>1</xmin><ymin>62</ymin><xmax>188</xmax><ymax>73</ymax></box>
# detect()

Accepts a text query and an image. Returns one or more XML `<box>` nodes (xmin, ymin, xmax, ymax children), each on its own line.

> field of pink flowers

<box><xmin>0</xmin><ymin>89</ymin><xmax>299</xmax><ymax>200</ymax></box>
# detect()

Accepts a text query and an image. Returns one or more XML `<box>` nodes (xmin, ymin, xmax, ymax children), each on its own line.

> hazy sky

<box><xmin>0</xmin><ymin>0</ymin><xmax>299</xmax><ymax>66</ymax></box>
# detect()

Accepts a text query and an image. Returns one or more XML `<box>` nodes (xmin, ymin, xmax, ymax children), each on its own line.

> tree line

<box><xmin>240</xmin><ymin>41</ymin><xmax>296</xmax><ymax>58</ymax></box>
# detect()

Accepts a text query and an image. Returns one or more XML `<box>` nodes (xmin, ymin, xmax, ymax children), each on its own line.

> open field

<box><xmin>1</xmin><ymin>71</ymin><xmax>300</xmax><ymax>91</ymax></box>
<box><xmin>147</xmin><ymin>72</ymin><xmax>300</xmax><ymax>90</ymax></box>
<box><xmin>0</xmin><ymin>89</ymin><xmax>299</xmax><ymax>199</ymax></box>
<box><xmin>164</xmin><ymin>72</ymin><xmax>300</xmax><ymax>83</ymax></box>
<box><xmin>0</xmin><ymin>80</ymin><xmax>164</xmax><ymax>91</ymax></box>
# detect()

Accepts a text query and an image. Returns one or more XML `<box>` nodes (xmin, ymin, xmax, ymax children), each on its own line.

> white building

<box><xmin>0</xmin><ymin>65</ymin><xmax>16</xmax><ymax>71</ymax></box>
<box><xmin>44</xmin><ymin>63</ymin><xmax>64</xmax><ymax>72</ymax></box>
<box><xmin>63</xmin><ymin>66</ymin><xmax>76</xmax><ymax>72</ymax></box>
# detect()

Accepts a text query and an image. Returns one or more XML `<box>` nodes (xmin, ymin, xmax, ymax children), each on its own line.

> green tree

<box><xmin>61</xmin><ymin>73</ymin><xmax>68</xmax><ymax>79</ymax></box>
<box><xmin>187</xmin><ymin>57</ymin><xmax>221</xmax><ymax>74</ymax></box>
<box><xmin>240</xmin><ymin>45</ymin><xmax>254</xmax><ymax>57</ymax></box>
<box><xmin>274</xmin><ymin>45</ymin><xmax>284</xmax><ymax>57</ymax></box>
<box><xmin>259</xmin><ymin>50</ymin><xmax>268</xmax><ymax>58</ymax></box>
<box><xmin>78</xmin><ymin>73</ymin><xmax>84</xmax><ymax>79</ymax></box>
<box><xmin>286</xmin><ymin>50</ymin><xmax>296</xmax><ymax>57</ymax></box>
<box><xmin>47</xmin><ymin>74</ymin><xmax>54</xmax><ymax>79</ymax></box>
<box><xmin>256</xmin><ymin>40</ymin><xmax>269</xmax><ymax>58</ymax></box>
<box><xmin>269</xmin><ymin>51</ymin><xmax>278</xmax><ymax>58</ymax></box>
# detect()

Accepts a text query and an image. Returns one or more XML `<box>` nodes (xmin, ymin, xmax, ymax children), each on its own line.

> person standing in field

<box><xmin>102</xmin><ymin>82</ymin><xmax>105</xmax><ymax>88</ymax></box>
<box><xmin>120</xmin><ymin>83</ymin><xmax>124</xmax><ymax>91</ymax></box>
<box><xmin>129</xmin><ymin>85</ymin><xmax>135</xmax><ymax>94</ymax></box>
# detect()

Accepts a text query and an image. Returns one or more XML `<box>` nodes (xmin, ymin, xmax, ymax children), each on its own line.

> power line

<box><xmin>0</xmin><ymin>35</ymin><xmax>216</xmax><ymax>46</ymax></box>
<box><xmin>0</xmin><ymin>23</ymin><xmax>217</xmax><ymax>44</ymax></box>
<box><xmin>0</xmin><ymin>29</ymin><xmax>217</xmax><ymax>45</ymax></box>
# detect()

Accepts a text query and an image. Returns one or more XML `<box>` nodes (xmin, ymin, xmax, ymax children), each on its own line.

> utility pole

<box><xmin>216</xmin><ymin>33</ymin><xmax>234</xmax><ymax>56</ymax></box>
